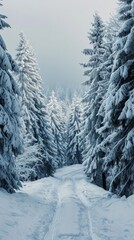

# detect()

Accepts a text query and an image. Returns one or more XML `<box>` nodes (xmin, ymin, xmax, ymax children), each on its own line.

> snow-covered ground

<box><xmin>0</xmin><ymin>165</ymin><xmax>134</xmax><ymax>240</ymax></box>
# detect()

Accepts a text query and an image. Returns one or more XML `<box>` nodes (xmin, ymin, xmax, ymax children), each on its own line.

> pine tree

<box><xmin>85</xmin><ymin>18</ymin><xmax>118</xmax><ymax>186</ymax></box>
<box><xmin>66</xmin><ymin>95</ymin><xmax>83</xmax><ymax>165</ymax></box>
<box><xmin>96</xmin><ymin>0</ymin><xmax>134</xmax><ymax>197</ymax></box>
<box><xmin>0</xmin><ymin>1</ymin><xmax>23</xmax><ymax>193</ymax></box>
<box><xmin>16</xmin><ymin>32</ymin><xmax>38</xmax><ymax>145</ymax></box>
<box><xmin>81</xmin><ymin>13</ymin><xmax>105</xmax><ymax>176</ymax></box>
<box><xmin>47</xmin><ymin>91</ymin><xmax>65</xmax><ymax>168</ymax></box>
<box><xmin>16</xmin><ymin>33</ymin><xmax>57</xmax><ymax>180</ymax></box>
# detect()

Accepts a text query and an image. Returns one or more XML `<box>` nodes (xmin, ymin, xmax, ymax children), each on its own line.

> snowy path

<box><xmin>43</xmin><ymin>165</ymin><xmax>134</xmax><ymax>240</ymax></box>
<box><xmin>45</xmin><ymin>177</ymin><xmax>91</xmax><ymax>240</ymax></box>
<box><xmin>0</xmin><ymin>165</ymin><xmax>134</xmax><ymax>240</ymax></box>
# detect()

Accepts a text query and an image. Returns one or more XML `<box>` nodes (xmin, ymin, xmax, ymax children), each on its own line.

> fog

<box><xmin>2</xmin><ymin>0</ymin><xmax>117</xmax><ymax>90</ymax></box>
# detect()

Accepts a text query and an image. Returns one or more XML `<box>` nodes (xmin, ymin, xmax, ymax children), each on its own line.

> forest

<box><xmin>1</xmin><ymin>0</ymin><xmax>134</xmax><ymax>239</ymax></box>
<box><xmin>0</xmin><ymin>0</ymin><xmax>134</xmax><ymax>199</ymax></box>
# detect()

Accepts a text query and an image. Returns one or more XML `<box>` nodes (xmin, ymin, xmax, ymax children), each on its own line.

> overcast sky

<box><xmin>2</xmin><ymin>0</ymin><xmax>117</xmax><ymax>91</ymax></box>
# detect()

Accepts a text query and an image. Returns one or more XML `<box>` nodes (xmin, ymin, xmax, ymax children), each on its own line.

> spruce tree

<box><xmin>81</xmin><ymin>13</ymin><xmax>105</xmax><ymax>176</ymax></box>
<box><xmin>96</xmin><ymin>0</ymin><xmax>134</xmax><ymax>196</ymax></box>
<box><xmin>85</xmin><ymin>19</ymin><xmax>118</xmax><ymax>186</ymax></box>
<box><xmin>0</xmin><ymin>1</ymin><xmax>22</xmax><ymax>192</ymax></box>
<box><xmin>66</xmin><ymin>96</ymin><xmax>83</xmax><ymax>165</ymax></box>
<box><xmin>16</xmin><ymin>32</ymin><xmax>38</xmax><ymax>145</ymax></box>
<box><xmin>16</xmin><ymin>33</ymin><xmax>57</xmax><ymax>180</ymax></box>
<box><xmin>47</xmin><ymin>91</ymin><xmax>65</xmax><ymax>168</ymax></box>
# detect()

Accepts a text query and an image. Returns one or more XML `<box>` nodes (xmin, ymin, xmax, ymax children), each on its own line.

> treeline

<box><xmin>0</xmin><ymin>0</ymin><xmax>83</xmax><ymax>193</ymax></box>
<box><xmin>80</xmin><ymin>0</ymin><xmax>134</xmax><ymax>197</ymax></box>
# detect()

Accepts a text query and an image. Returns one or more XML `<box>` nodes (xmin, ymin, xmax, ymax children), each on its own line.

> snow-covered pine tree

<box><xmin>96</xmin><ymin>0</ymin><xmax>134</xmax><ymax>197</ymax></box>
<box><xmin>16</xmin><ymin>32</ymin><xmax>38</xmax><ymax>145</ymax></box>
<box><xmin>16</xmin><ymin>33</ymin><xmax>57</xmax><ymax>180</ymax></box>
<box><xmin>85</xmin><ymin>18</ymin><xmax>119</xmax><ymax>187</ymax></box>
<box><xmin>66</xmin><ymin>95</ymin><xmax>83</xmax><ymax>165</ymax></box>
<box><xmin>0</xmin><ymin>1</ymin><xmax>23</xmax><ymax>192</ymax></box>
<box><xmin>47</xmin><ymin>91</ymin><xmax>65</xmax><ymax>168</ymax></box>
<box><xmin>99</xmin><ymin>19</ymin><xmax>118</xmax><ymax>98</ymax></box>
<box><xmin>81</xmin><ymin>13</ymin><xmax>105</xmax><ymax>176</ymax></box>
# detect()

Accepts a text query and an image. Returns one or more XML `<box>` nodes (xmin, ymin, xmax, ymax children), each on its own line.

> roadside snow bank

<box><xmin>0</xmin><ymin>177</ymin><xmax>59</xmax><ymax>240</ymax></box>
<box><xmin>76</xmin><ymin>178</ymin><xmax>134</xmax><ymax>240</ymax></box>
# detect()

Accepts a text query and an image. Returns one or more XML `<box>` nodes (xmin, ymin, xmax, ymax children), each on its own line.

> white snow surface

<box><xmin>0</xmin><ymin>164</ymin><xmax>134</xmax><ymax>240</ymax></box>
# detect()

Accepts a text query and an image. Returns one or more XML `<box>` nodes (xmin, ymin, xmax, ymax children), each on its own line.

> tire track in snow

<box><xmin>75</xmin><ymin>182</ymin><xmax>95</xmax><ymax>240</ymax></box>
<box><xmin>44</xmin><ymin>178</ymin><xmax>91</xmax><ymax>240</ymax></box>
<box><xmin>75</xmin><ymin>180</ymin><xmax>110</xmax><ymax>240</ymax></box>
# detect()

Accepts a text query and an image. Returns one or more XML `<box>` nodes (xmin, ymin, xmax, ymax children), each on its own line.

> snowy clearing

<box><xmin>0</xmin><ymin>164</ymin><xmax>134</xmax><ymax>240</ymax></box>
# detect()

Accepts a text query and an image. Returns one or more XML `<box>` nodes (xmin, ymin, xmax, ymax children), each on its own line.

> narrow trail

<box><xmin>1</xmin><ymin>165</ymin><xmax>133</xmax><ymax>240</ymax></box>
<box><xmin>44</xmin><ymin>166</ymin><xmax>92</xmax><ymax>240</ymax></box>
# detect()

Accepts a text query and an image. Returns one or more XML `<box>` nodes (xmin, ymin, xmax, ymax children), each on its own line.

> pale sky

<box><xmin>2</xmin><ymin>0</ymin><xmax>117</xmax><ymax>91</ymax></box>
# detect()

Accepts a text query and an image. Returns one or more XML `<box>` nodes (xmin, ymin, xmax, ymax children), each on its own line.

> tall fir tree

<box><xmin>16</xmin><ymin>33</ymin><xmax>38</xmax><ymax>145</ymax></box>
<box><xmin>94</xmin><ymin>0</ymin><xmax>134</xmax><ymax>197</ymax></box>
<box><xmin>81</xmin><ymin>13</ymin><xmax>105</xmax><ymax>176</ymax></box>
<box><xmin>84</xmin><ymin>18</ymin><xmax>118</xmax><ymax>186</ymax></box>
<box><xmin>0</xmin><ymin>1</ymin><xmax>23</xmax><ymax>192</ymax></box>
<box><xmin>16</xmin><ymin>33</ymin><xmax>57</xmax><ymax>180</ymax></box>
<box><xmin>66</xmin><ymin>95</ymin><xmax>83</xmax><ymax>165</ymax></box>
<box><xmin>47</xmin><ymin>91</ymin><xmax>65</xmax><ymax>168</ymax></box>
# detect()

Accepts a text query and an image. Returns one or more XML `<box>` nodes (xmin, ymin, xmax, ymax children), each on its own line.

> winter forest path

<box><xmin>43</xmin><ymin>165</ymin><xmax>134</xmax><ymax>240</ymax></box>
<box><xmin>44</xmin><ymin>165</ymin><xmax>92</xmax><ymax>240</ymax></box>
<box><xmin>1</xmin><ymin>165</ymin><xmax>133</xmax><ymax>240</ymax></box>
